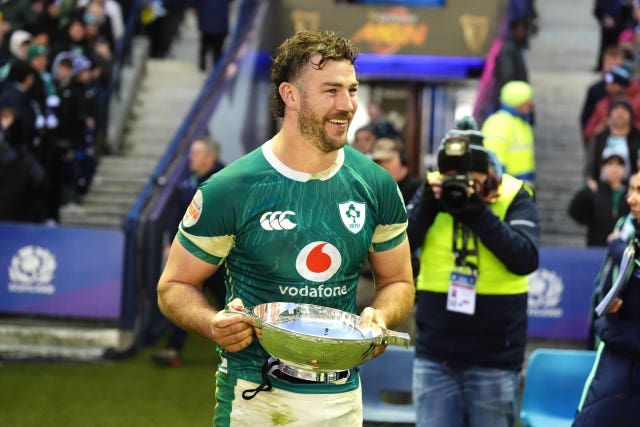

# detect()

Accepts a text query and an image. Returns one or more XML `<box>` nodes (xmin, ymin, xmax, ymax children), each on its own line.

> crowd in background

<box><xmin>569</xmin><ymin>0</ymin><xmax>640</xmax><ymax>247</ymax></box>
<box><xmin>0</xmin><ymin>0</ymin><xmax>127</xmax><ymax>225</ymax></box>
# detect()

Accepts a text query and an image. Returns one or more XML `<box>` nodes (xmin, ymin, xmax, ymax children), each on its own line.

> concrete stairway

<box><xmin>60</xmin><ymin>12</ymin><xmax>206</xmax><ymax>229</ymax></box>
<box><xmin>527</xmin><ymin>0</ymin><xmax>600</xmax><ymax>248</ymax></box>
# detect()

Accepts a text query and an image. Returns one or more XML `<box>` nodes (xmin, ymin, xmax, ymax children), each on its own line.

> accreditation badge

<box><xmin>446</xmin><ymin>269</ymin><xmax>477</xmax><ymax>315</ymax></box>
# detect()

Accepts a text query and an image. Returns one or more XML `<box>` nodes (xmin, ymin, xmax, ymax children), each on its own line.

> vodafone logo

<box><xmin>260</xmin><ymin>211</ymin><xmax>296</xmax><ymax>231</ymax></box>
<box><xmin>296</xmin><ymin>242</ymin><xmax>342</xmax><ymax>282</ymax></box>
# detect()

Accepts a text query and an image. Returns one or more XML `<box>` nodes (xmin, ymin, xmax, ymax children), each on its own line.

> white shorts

<box><xmin>221</xmin><ymin>378</ymin><xmax>363</xmax><ymax>426</ymax></box>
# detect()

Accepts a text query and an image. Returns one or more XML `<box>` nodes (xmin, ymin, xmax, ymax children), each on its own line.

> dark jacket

<box><xmin>0</xmin><ymin>81</ymin><xmax>37</xmax><ymax>148</ymax></box>
<box><xmin>493</xmin><ymin>37</ymin><xmax>528</xmax><ymax>105</ymax></box>
<box><xmin>568</xmin><ymin>182</ymin><xmax>630</xmax><ymax>246</ymax></box>
<box><xmin>580</xmin><ymin>80</ymin><xmax>607</xmax><ymax>130</ymax></box>
<box><xmin>573</xmin><ymin>231</ymin><xmax>640</xmax><ymax>427</ymax></box>
<box><xmin>192</xmin><ymin>0</ymin><xmax>230</xmax><ymax>35</ymax></box>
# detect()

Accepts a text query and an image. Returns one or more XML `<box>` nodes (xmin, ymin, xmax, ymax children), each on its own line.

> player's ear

<box><xmin>279</xmin><ymin>82</ymin><xmax>298</xmax><ymax>110</ymax></box>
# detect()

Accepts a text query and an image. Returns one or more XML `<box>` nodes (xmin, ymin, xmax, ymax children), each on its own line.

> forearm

<box><xmin>369</xmin><ymin>281</ymin><xmax>415</xmax><ymax>330</ymax></box>
<box><xmin>469</xmin><ymin>190</ymin><xmax>540</xmax><ymax>274</ymax></box>
<box><xmin>157</xmin><ymin>281</ymin><xmax>218</xmax><ymax>342</ymax></box>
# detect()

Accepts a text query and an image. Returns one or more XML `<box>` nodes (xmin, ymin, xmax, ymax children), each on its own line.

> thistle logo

<box><xmin>528</xmin><ymin>268</ymin><xmax>564</xmax><ymax>318</ymax></box>
<box><xmin>260</xmin><ymin>210</ymin><xmax>297</xmax><ymax>231</ymax></box>
<box><xmin>296</xmin><ymin>241</ymin><xmax>342</xmax><ymax>282</ymax></box>
<box><xmin>339</xmin><ymin>201</ymin><xmax>365</xmax><ymax>234</ymax></box>
<box><xmin>8</xmin><ymin>245</ymin><xmax>57</xmax><ymax>294</ymax></box>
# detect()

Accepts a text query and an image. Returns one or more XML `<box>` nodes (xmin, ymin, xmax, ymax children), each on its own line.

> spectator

<box><xmin>572</xmin><ymin>178</ymin><xmax>640</xmax><ymax>427</ymax></box>
<box><xmin>64</xmin><ymin>53</ymin><xmax>97</xmax><ymax>199</ymax></box>
<box><xmin>583</xmin><ymin>65</ymin><xmax>640</xmax><ymax>144</ymax></box>
<box><xmin>0</xmin><ymin>106</ymin><xmax>46</xmax><ymax>222</ymax></box>
<box><xmin>82</xmin><ymin>1</ymin><xmax>115</xmax><ymax>52</ymax></box>
<box><xmin>51</xmin><ymin>18</ymin><xmax>89</xmax><ymax>60</ymax></box>
<box><xmin>492</xmin><ymin>18</ymin><xmax>530</xmax><ymax>111</ymax></box>
<box><xmin>352</xmin><ymin>123</ymin><xmax>376</xmax><ymax>156</ymax></box>
<box><xmin>593</xmin><ymin>0</ymin><xmax>634</xmax><ymax>72</ymax></box>
<box><xmin>507</xmin><ymin>0</ymin><xmax>538</xmax><ymax>34</ymax></box>
<box><xmin>152</xmin><ymin>136</ymin><xmax>226</xmax><ymax>367</ymax></box>
<box><xmin>8</xmin><ymin>29</ymin><xmax>32</xmax><ymax>62</ymax></box>
<box><xmin>156</xmin><ymin>30</ymin><xmax>415</xmax><ymax>425</ymax></box>
<box><xmin>192</xmin><ymin>0</ymin><xmax>230</xmax><ymax>72</ymax></box>
<box><xmin>371</xmin><ymin>137</ymin><xmax>422</xmax><ymax>205</ymax></box>
<box><xmin>482</xmin><ymin>80</ymin><xmax>536</xmax><ymax>188</ymax></box>
<box><xmin>580</xmin><ymin>45</ymin><xmax>626</xmax><ymax>132</ymax></box>
<box><xmin>584</xmin><ymin>98</ymin><xmax>640</xmax><ymax>186</ymax></box>
<box><xmin>51</xmin><ymin>51</ymin><xmax>80</xmax><ymax>205</ymax></box>
<box><xmin>569</xmin><ymin>148</ymin><xmax>631</xmax><ymax>246</ymax></box>
<box><xmin>28</xmin><ymin>42</ymin><xmax>63</xmax><ymax>222</ymax></box>
<box><xmin>77</xmin><ymin>0</ymin><xmax>124</xmax><ymax>43</ymax></box>
<box><xmin>0</xmin><ymin>0</ymin><xmax>37</xmax><ymax>35</ymax></box>
<box><xmin>367</xmin><ymin>99</ymin><xmax>401</xmax><ymax>139</ymax></box>
<box><xmin>27</xmin><ymin>0</ymin><xmax>64</xmax><ymax>46</ymax></box>
<box><xmin>0</xmin><ymin>58</ymin><xmax>38</xmax><ymax>151</ymax></box>
<box><xmin>407</xmin><ymin>131</ymin><xmax>540</xmax><ymax>427</ymax></box>
<box><xmin>617</xmin><ymin>27</ymin><xmax>636</xmax><ymax>69</ymax></box>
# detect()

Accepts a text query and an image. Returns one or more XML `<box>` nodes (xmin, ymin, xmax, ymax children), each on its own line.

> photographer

<box><xmin>407</xmin><ymin>131</ymin><xmax>540</xmax><ymax>427</ymax></box>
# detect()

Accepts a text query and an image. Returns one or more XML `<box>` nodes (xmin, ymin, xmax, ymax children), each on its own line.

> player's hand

<box><xmin>212</xmin><ymin>298</ymin><xmax>255</xmax><ymax>352</ymax></box>
<box><xmin>359</xmin><ymin>306</ymin><xmax>388</xmax><ymax>359</ymax></box>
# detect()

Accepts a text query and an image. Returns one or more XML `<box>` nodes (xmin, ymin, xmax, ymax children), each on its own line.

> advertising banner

<box><xmin>272</xmin><ymin>0</ymin><xmax>500</xmax><ymax>57</ymax></box>
<box><xmin>0</xmin><ymin>223</ymin><xmax>124</xmax><ymax>319</ymax></box>
<box><xmin>527</xmin><ymin>246</ymin><xmax>606</xmax><ymax>341</ymax></box>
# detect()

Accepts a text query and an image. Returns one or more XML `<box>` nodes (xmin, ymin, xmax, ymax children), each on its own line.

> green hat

<box><xmin>27</xmin><ymin>44</ymin><xmax>49</xmax><ymax>61</ymax></box>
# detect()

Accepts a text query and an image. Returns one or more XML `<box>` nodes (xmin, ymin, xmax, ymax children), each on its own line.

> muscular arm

<box><xmin>157</xmin><ymin>237</ymin><xmax>254</xmax><ymax>352</ymax></box>
<box><xmin>366</xmin><ymin>236</ymin><xmax>415</xmax><ymax>330</ymax></box>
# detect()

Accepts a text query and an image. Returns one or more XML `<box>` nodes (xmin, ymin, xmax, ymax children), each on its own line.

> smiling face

<box><xmin>292</xmin><ymin>56</ymin><xmax>358</xmax><ymax>153</ymax></box>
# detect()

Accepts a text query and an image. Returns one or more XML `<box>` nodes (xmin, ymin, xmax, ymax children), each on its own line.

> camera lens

<box><xmin>441</xmin><ymin>178</ymin><xmax>470</xmax><ymax>209</ymax></box>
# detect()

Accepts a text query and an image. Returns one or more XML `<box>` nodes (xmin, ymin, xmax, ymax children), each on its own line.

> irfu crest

<box><xmin>339</xmin><ymin>201</ymin><xmax>366</xmax><ymax>234</ymax></box>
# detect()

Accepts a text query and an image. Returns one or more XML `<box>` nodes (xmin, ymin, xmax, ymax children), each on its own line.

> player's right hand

<box><xmin>212</xmin><ymin>298</ymin><xmax>254</xmax><ymax>352</ymax></box>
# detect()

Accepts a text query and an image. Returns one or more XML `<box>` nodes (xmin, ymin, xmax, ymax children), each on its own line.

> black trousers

<box><xmin>199</xmin><ymin>33</ymin><xmax>227</xmax><ymax>70</ymax></box>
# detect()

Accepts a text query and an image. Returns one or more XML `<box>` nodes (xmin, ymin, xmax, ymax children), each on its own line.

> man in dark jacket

<box><xmin>192</xmin><ymin>0</ymin><xmax>230</xmax><ymax>71</ymax></box>
<box><xmin>151</xmin><ymin>136</ymin><xmax>226</xmax><ymax>366</ymax></box>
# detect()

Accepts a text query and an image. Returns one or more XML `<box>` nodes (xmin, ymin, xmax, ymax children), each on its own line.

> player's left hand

<box><xmin>359</xmin><ymin>306</ymin><xmax>388</xmax><ymax>359</ymax></box>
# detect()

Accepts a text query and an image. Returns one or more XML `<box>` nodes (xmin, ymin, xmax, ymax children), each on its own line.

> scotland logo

<box><xmin>8</xmin><ymin>245</ymin><xmax>57</xmax><ymax>294</ymax></box>
<box><xmin>528</xmin><ymin>268</ymin><xmax>563</xmax><ymax>318</ymax></box>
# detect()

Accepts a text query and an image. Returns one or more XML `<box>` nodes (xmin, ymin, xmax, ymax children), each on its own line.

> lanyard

<box><xmin>451</xmin><ymin>221</ymin><xmax>479</xmax><ymax>275</ymax></box>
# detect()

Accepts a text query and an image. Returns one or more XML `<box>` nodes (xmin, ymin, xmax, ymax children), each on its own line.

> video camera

<box><xmin>437</xmin><ymin>133</ymin><xmax>489</xmax><ymax>209</ymax></box>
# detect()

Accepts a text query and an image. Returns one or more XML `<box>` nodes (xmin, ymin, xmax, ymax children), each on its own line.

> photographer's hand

<box><xmin>443</xmin><ymin>192</ymin><xmax>488</xmax><ymax>224</ymax></box>
<box><xmin>419</xmin><ymin>180</ymin><xmax>442</xmax><ymax>220</ymax></box>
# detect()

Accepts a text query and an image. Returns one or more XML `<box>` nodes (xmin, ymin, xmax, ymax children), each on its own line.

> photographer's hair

<box><xmin>270</xmin><ymin>31</ymin><xmax>360</xmax><ymax>118</ymax></box>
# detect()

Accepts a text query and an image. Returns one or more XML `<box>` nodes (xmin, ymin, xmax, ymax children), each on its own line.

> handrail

<box><xmin>120</xmin><ymin>0</ymin><xmax>267</xmax><ymax>332</ymax></box>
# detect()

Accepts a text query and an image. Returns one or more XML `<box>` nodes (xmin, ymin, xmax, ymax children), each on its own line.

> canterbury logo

<box><xmin>259</xmin><ymin>211</ymin><xmax>297</xmax><ymax>230</ymax></box>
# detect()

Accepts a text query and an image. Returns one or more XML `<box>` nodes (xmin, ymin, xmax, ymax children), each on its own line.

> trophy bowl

<box><xmin>225</xmin><ymin>302</ymin><xmax>411</xmax><ymax>372</ymax></box>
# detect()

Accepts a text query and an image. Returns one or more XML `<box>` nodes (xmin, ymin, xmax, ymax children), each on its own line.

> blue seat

<box><xmin>519</xmin><ymin>348</ymin><xmax>597</xmax><ymax>427</ymax></box>
<box><xmin>360</xmin><ymin>346</ymin><xmax>416</xmax><ymax>424</ymax></box>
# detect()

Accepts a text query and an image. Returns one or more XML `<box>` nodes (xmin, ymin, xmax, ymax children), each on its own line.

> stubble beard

<box><xmin>297</xmin><ymin>102</ymin><xmax>349</xmax><ymax>154</ymax></box>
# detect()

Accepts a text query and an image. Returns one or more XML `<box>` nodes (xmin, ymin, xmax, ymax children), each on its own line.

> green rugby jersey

<box><xmin>177</xmin><ymin>141</ymin><xmax>407</xmax><ymax>393</ymax></box>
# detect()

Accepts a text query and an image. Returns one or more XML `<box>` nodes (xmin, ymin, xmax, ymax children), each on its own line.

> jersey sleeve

<box><xmin>176</xmin><ymin>175</ymin><xmax>236</xmax><ymax>265</ymax></box>
<box><xmin>370</xmin><ymin>169</ymin><xmax>408</xmax><ymax>253</ymax></box>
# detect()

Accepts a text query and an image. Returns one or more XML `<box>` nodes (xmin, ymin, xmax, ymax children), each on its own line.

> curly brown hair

<box><xmin>270</xmin><ymin>30</ymin><xmax>359</xmax><ymax>118</ymax></box>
